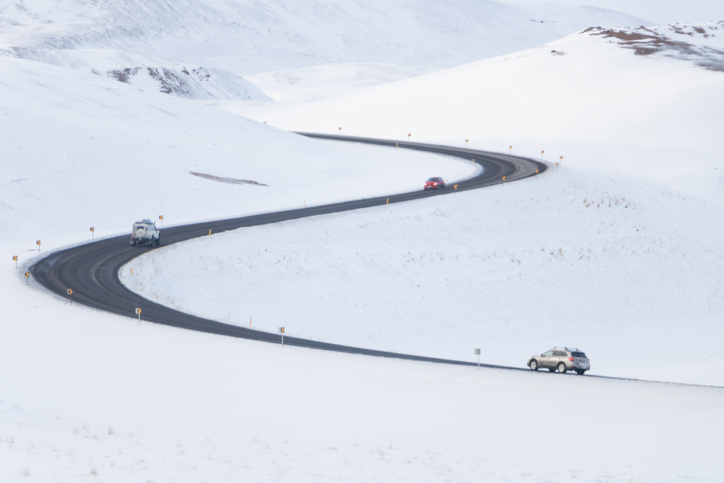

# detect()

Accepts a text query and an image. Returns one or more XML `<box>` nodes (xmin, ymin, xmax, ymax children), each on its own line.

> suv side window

<box><xmin>553</xmin><ymin>351</ymin><xmax>566</xmax><ymax>357</ymax></box>
<box><xmin>542</xmin><ymin>351</ymin><xmax>553</xmax><ymax>357</ymax></box>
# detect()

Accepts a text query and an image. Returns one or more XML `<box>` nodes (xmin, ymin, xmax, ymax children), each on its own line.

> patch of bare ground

<box><xmin>190</xmin><ymin>172</ymin><xmax>268</xmax><ymax>187</ymax></box>
<box><xmin>107</xmin><ymin>66</ymin><xmax>218</xmax><ymax>96</ymax></box>
<box><xmin>582</xmin><ymin>22</ymin><xmax>724</xmax><ymax>72</ymax></box>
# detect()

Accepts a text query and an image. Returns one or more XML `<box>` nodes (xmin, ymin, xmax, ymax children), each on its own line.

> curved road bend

<box><xmin>32</xmin><ymin>134</ymin><xmax>549</xmax><ymax>371</ymax></box>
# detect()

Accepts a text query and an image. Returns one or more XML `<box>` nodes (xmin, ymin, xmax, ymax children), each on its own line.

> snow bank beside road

<box><xmin>3</xmin><ymin>281</ymin><xmax>723</xmax><ymax>481</ymax></box>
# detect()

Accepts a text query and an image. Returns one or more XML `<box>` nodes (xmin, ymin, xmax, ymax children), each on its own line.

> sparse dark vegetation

<box><xmin>108</xmin><ymin>67</ymin><xmax>140</xmax><ymax>83</ymax></box>
<box><xmin>583</xmin><ymin>23</ymin><xmax>724</xmax><ymax>72</ymax></box>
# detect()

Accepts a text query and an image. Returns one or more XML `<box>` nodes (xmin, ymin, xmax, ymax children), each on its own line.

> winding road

<box><xmin>31</xmin><ymin>134</ymin><xmax>546</xmax><ymax>369</ymax></box>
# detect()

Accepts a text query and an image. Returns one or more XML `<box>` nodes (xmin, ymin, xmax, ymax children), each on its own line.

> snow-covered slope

<box><xmin>1</xmin><ymin>0</ymin><xmax>650</xmax><ymax>76</ymax></box>
<box><xmin>3</xmin><ymin>291</ymin><xmax>723</xmax><ymax>481</ymax></box>
<box><xmin>0</xmin><ymin>56</ymin><xmax>476</xmax><ymax>246</ymax></box>
<box><xmin>36</xmin><ymin>48</ymin><xmax>271</xmax><ymax>100</ymax></box>
<box><xmin>232</xmin><ymin>22</ymin><xmax>724</xmax><ymax>200</ymax></box>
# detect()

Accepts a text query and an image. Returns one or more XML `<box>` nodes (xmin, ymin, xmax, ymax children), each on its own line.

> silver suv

<box><xmin>527</xmin><ymin>347</ymin><xmax>590</xmax><ymax>375</ymax></box>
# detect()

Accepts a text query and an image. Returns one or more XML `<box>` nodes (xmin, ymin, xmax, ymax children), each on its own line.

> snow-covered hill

<box><xmin>233</xmin><ymin>22</ymin><xmax>724</xmax><ymax>200</ymax></box>
<box><xmin>1</xmin><ymin>0</ymin><xmax>651</xmax><ymax>99</ymax></box>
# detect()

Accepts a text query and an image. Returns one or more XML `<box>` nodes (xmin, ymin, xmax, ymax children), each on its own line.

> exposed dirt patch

<box><xmin>146</xmin><ymin>67</ymin><xmax>190</xmax><ymax>95</ymax></box>
<box><xmin>108</xmin><ymin>67</ymin><xmax>140</xmax><ymax>83</ymax></box>
<box><xmin>107</xmin><ymin>66</ymin><xmax>221</xmax><ymax>96</ymax></box>
<box><xmin>583</xmin><ymin>23</ymin><xmax>724</xmax><ymax>72</ymax></box>
<box><xmin>190</xmin><ymin>172</ymin><xmax>268</xmax><ymax>187</ymax></box>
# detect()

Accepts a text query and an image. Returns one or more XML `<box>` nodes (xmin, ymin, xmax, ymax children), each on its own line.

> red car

<box><xmin>424</xmin><ymin>177</ymin><xmax>446</xmax><ymax>190</ymax></box>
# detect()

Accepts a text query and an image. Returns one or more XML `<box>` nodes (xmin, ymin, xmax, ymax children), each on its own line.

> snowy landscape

<box><xmin>2</xmin><ymin>0</ymin><xmax>724</xmax><ymax>481</ymax></box>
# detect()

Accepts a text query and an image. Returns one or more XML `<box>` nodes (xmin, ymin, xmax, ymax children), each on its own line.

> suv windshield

<box><xmin>572</xmin><ymin>352</ymin><xmax>587</xmax><ymax>358</ymax></box>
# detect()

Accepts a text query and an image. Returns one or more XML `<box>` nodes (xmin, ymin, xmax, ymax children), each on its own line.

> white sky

<box><xmin>498</xmin><ymin>0</ymin><xmax>724</xmax><ymax>24</ymax></box>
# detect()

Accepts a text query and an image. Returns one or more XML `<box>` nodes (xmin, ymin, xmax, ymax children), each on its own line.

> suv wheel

<box><xmin>557</xmin><ymin>362</ymin><xmax>567</xmax><ymax>374</ymax></box>
<box><xmin>529</xmin><ymin>360</ymin><xmax>538</xmax><ymax>371</ymax></box>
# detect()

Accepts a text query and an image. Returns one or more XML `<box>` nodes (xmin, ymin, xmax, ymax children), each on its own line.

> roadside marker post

<box><xmin>338</xmin><ymin>127</ymin><xmax>342</xmax><ymax>135</ymax></box>
<box><xmin>465</xmin><ymin>139</ymin><xmax>469</xmax><ymax>148</ymax></box>
<box><xmin>509</xmin><ymin>145</ymin><xmax>512</xmax><ymax>154</ymax></box>
<box><xmin>135</xmin><ymin>307</ymin><xmax>142</xmax><ymax>325</ymax></box>
<box><xmin>475</xmin><ymin>348</ymin><xmax>481</xmax><ymax>368</ymax></box>
<box><xmin>36</xmin><ymin>240</ymin><xmax>41</xmax><ymax>253</ymax></box>
<box><xmin>67</xmin><ymin>288</ymin><xmax>73</xmax><ymax>305</ymax></box>
<box><xmin>90</xmin><ymin>227</ymin><xmax>94</xmax><ymax>239</ymax></box>
<box><xmin>159</xmin><ymin>215</ymin><xmax>163</xmax><ymax>228</ymax></box>
<box><xmin>279</xmin><ymin>327</ymin><xmax>285</xmax><ymax>347</ymax></box>
<box><xmin>208</xmin><ymin>229</ymin><xmax>212</xmax><ymax>236</ymax></box>
<box><xmin>25</xmin><ymin>272</ymin><xmax>30</xmax><ymax>285</ymax></box>
<box><xmin>408</xmin><ymin>133</ymin><xmax>411</xmax><ymax>142</ymax></box>
<box><xmin>13</xmin><ymin>256</ymin><xmax>18</xmax><ymax>269</ymax></box>
<box><xmin>541</xmin><ymin>150</ymin><xmax>545</xmax><ymax>160</ymax></box>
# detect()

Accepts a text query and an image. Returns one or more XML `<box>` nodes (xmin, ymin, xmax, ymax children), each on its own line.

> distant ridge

<box><xmin>0</xmin><ymin>0</ymin><xmax>651</xmax><ymax>74</ymax></box>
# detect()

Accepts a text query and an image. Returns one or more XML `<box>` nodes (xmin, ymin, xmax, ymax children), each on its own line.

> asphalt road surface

<box><xmin>30</xmin><ymin>134</ymin><xmax>551</xmax><ymax>371</ymax></box>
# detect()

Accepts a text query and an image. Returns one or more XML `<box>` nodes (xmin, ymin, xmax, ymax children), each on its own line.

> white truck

<box><xmin>130</xmin><ymin>219</ymin><xmax>161</xmax><ymax>247</ymax></box>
